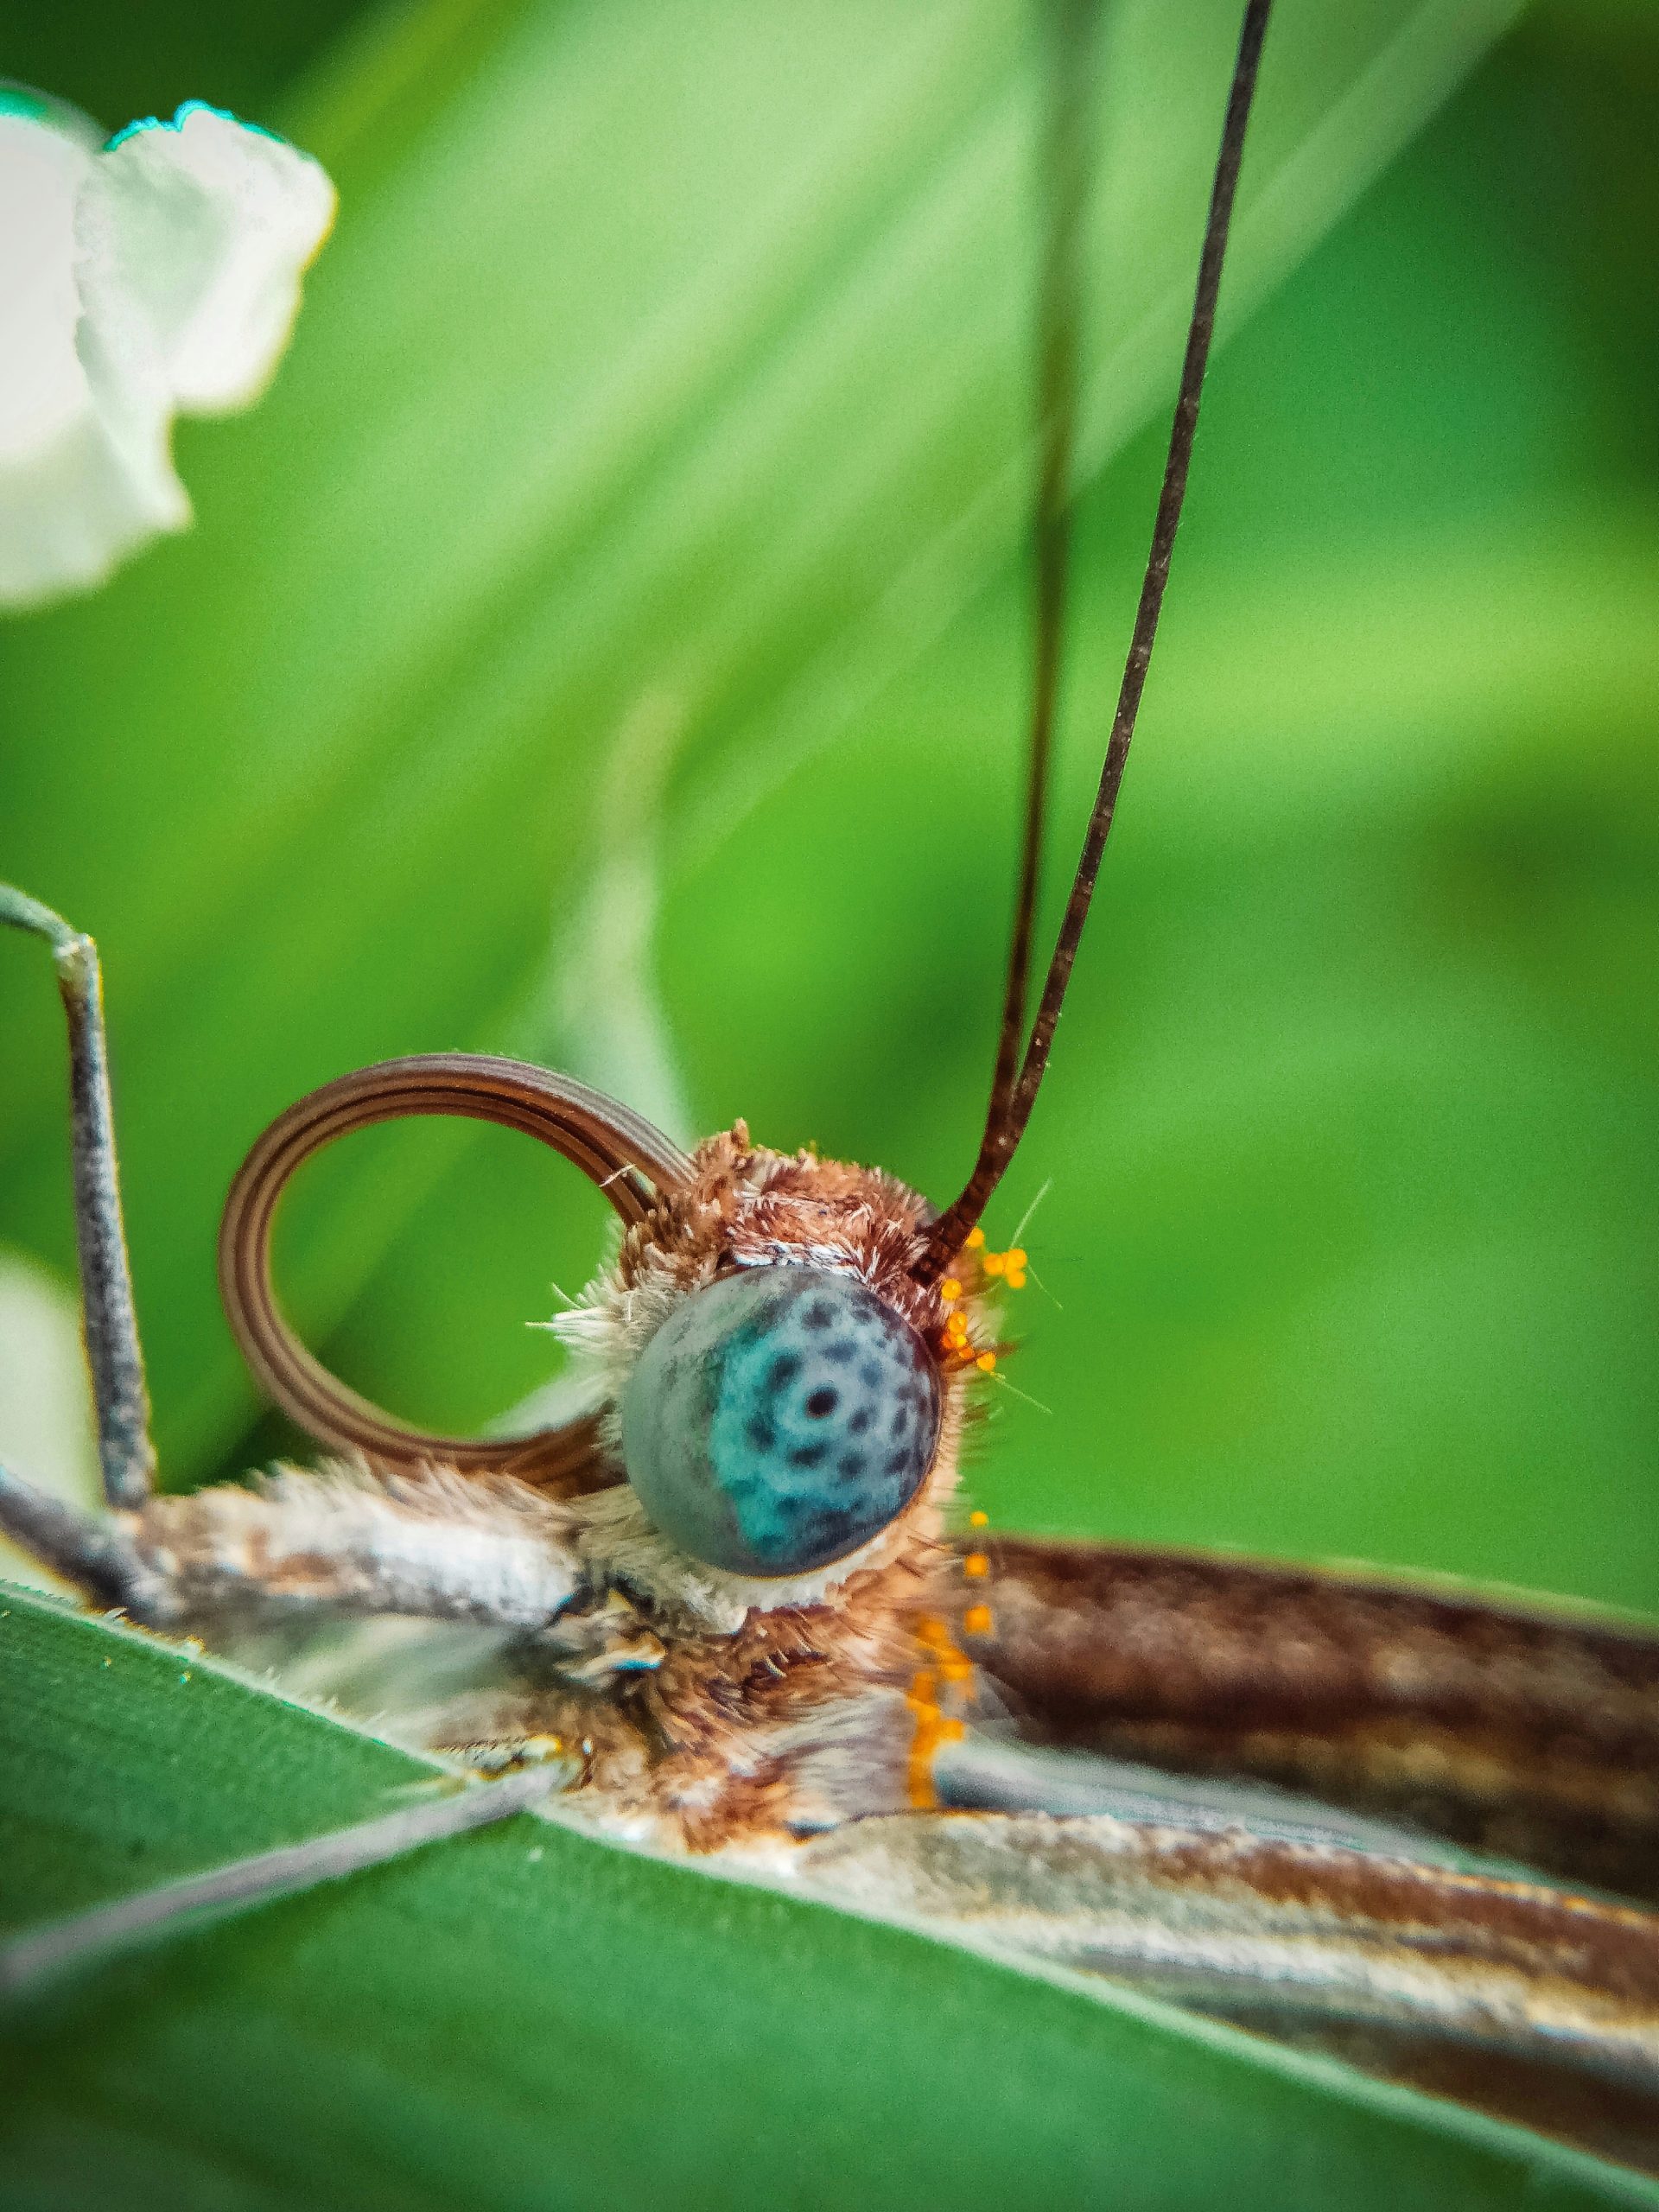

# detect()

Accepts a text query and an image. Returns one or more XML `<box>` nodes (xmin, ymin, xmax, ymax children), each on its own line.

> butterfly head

<box><xmin>219</xmin><ymin>1071</ymin><xmax>1009</xmax><ymax>1624</ymax></box>
<box><xmin>549</xmin><ymin>1122</ymin><xmax>1001</xmax><ymax>1604</ymax></box>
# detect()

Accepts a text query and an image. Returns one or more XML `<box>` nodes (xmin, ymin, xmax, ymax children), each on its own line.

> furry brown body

<box><xmin>550</xmin><ymin>1123</ymin><xmax>982</xmax><ymax>1483</ymax></box>
<box><xmin>82</xmin><ymin>1132</ymin><xmax>989</xmax><ymax>1851</ymax></box>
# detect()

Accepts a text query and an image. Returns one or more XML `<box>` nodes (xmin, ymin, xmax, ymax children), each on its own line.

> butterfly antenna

<box><xmin>985</xmin><ymin>0</ymin><xmax>1098</xmax><ymax>1139</ymax></box>
<box><xmin>922</xmin><ymin>0</ymin><xmax>1272</xmax><ymax>1278</ymax></box>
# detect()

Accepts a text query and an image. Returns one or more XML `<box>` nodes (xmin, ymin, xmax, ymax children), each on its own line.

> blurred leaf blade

<box><xmin>657</xmin><ymin>493</ymin><xmax>1659</xmax><ymax>1608</ymax></box>
<box><xmin>0</xmin><ymin>0</ymin><xmax>1522</xmax><ymax>1484</ymax></box>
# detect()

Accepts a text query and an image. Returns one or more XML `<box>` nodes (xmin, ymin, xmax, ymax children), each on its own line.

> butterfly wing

<box><xmin>966</xmin><ymin>1535</ymin><xmax>1659</xmax><ymax>1902</ymax></box>
<box><xmin>788</xmin><ymin>1795</ymin><xmax>1659</xmax><ymax>2175</ymax></box>
<box><xmin>788</xmin><ymin>1535</ymin><xmax>1659</xmax><ymax>2169</ymax></box>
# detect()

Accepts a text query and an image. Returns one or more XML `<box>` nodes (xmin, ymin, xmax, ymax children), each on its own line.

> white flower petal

<box><xmin>0</xmin><ymin>95</ymin><xmax>335</xmax><ymax>610</ymax></box>
<box><xmin>86</xmin><ymin>102</ymin><xmax>337</xmax><ymax>414</ymax></box>
<box><xmin>0</xmin><ymin>92</ymin><xmax>99</xmax><ymax>465</ymax></box>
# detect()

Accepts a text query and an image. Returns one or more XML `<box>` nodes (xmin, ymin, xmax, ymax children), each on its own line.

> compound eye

<box><xmin>620</xmin><ymin>1267</ymin><xmax>942</xmax><ymax>1576</ymax></box>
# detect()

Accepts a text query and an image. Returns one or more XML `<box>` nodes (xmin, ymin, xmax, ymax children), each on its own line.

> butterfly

<box><xmin>3</xmin><ymin>0</ymin><xmax>1657</xmax><ymax>2183</ymax></box>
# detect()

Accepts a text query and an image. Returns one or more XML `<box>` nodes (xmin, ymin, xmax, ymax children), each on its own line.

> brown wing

<box><xmin>876</xmin><ymin>1533</ymin><xmax>1659</xmax><ymax>2166</ymax></box>
<box><xmin>969</xmin><ymin>1539</ymin><xmax>1659</xmax><ymax>1902</ymax></box>
<box><xmin>967</xmin><ymin>1534</ymin><xmax>1659</xmax><ymax>1905</ymax></box>
<box><xmin>793</xmin><ymin>1806</ymin><xmax>1659</xmax><ymax>2176</ymax></box>
<box><xmin>858</xmin><ymin>1539</ymin><xmax>1659</xmax><ymax>2158</ymax></box>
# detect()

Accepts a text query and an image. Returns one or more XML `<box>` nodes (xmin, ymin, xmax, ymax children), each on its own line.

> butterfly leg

<box><xmin>0</xmin><ymin>1760</ymin><xmax>569</xmax><ymax>1998</ymax></box>
<box><xmin>0</xmin><ymin>1459</ymin><xmax>160</xmax><ymax>1611</ymax></box>
<box><xmin>120</xmin><ymin>1462</ymin><xmax>585</xmax><ymax>1632</ymax></box>
<box><xmin>1</xmin><ymin>886</ymin><xmax>154</xmax><ymax>1509</ymax></box>
<box><xmin>1</xmin><ymin>1451</ymin><xmax>585</xmax><ymax>1635</ymax></box>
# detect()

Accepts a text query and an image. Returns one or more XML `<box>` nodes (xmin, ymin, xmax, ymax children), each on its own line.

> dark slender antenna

<box><xmin>922</xmin><ymin>0</ymin><xmax>1272</xmax><ymax>1278</ymax></box>
<box><xmin>985</xmin><ymin>0</ymin><xmax>1099</xmax><ymax>1138</ymax></box>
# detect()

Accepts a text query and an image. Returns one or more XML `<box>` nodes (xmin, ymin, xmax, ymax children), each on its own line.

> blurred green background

<box><xmin>1</xmin><ymin>0</ymin><xmax>1654</xmax><ymax>1611</ymax></box>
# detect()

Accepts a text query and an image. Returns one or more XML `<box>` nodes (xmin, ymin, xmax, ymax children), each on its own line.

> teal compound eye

<box><xmin>620</xmin><ymin>1266</ymin><xmax>943</xmax><ymax>1577</ymax></box>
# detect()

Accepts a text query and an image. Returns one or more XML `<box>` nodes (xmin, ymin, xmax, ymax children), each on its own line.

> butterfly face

<box><xmin>621</xmin><ymin>1266</ymin><xmax>942</xmax><ymax>1576</ymax></box>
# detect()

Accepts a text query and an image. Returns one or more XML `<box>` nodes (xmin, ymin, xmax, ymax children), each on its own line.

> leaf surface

<box><xmin>3</xmin><ymin>1581</ymin><xmax>1655</xmax><ymax>2211</ymax></box>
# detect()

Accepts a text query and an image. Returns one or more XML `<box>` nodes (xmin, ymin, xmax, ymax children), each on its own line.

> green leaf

<box><xmin>4</xmin><ymin>1580</ymin><xmax>1654</xmax><ymax>2210</ymax></box>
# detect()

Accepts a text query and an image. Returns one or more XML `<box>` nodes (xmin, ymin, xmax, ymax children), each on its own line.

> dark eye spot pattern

<box><xmin>620</xmin><ymin>1267</ymin><xmax>943</xmax><ymax>1576</ymax></box>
